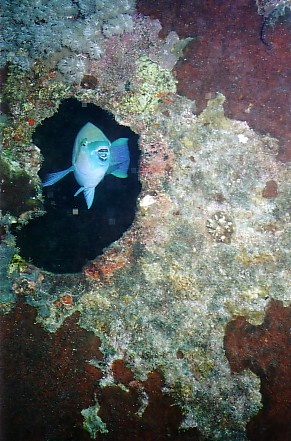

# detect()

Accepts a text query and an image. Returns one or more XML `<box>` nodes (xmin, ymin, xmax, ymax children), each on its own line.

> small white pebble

<box><xmin>140</xmin><ymin>195</ymin><xmax>156</xmax><ymax>208</ymax></box>
<box><xmin>238</xmin><ymin>134</ymin><xmax>248</xmax><ymax>144</ymax></box>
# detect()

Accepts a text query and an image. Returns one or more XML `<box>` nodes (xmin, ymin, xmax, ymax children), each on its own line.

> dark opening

<box><xmin>14</xmin><ymin>98</ymin><xmax>141</xmax><ymax>273</ymax></box>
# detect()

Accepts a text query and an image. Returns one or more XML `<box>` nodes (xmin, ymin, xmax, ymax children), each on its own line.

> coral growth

<box><xmin>0</xmin><ymin>4</ymin><xmax>290</xmax><ymax>441</ymax></box>
<box><xmin>1</xmin><ymin>0</ymin><xmax>136</xmax><ymax>80</ymax></box>
<box><xmin>206</xmin><ymin>211</ymin><xmax>234</xmax><ymax>244</ymax></box>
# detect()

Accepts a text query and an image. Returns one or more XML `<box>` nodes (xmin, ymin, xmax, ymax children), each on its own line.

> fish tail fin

<box><xmin>43</xmin><ymin>166</ymin><xmax>74</xmax><ymax>187</ymax></box>
<box><xmin>109</xmin><ymin>138</ymin><xmax>130</xmax><ymax>178</ymax></box>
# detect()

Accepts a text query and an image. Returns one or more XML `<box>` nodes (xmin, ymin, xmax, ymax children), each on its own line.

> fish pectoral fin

<box><xmin>43</xmin><ymin>166</ymin><xmax>74</xmax><ymax>187</ymax></box>
<box><xmin>74</xmin><ymin>187</ymin><xmax>85</xmax><ymax>197</ymax></box>
<box><xmin>83</xmin><ymin>187</ymin><xmax>95</xmax><ymax>209</ymax></box>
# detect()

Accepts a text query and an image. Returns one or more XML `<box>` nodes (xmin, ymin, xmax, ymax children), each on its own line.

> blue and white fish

<box><xmin>43</xmin><ymin>122</ymin><xmax>130</xmax><ymax>209</ymax></box>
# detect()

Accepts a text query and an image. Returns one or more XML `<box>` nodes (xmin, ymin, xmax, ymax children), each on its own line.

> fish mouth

<box><xmin>96</xmin><ymin>146</ymin><xmax>110</xmax><ymax>161</ymax></box>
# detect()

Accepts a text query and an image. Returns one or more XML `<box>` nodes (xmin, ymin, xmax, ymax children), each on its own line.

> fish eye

<box><xmin>97</xmin><ymin>147</ymin><xmax>109</xmax><ymax>161</ymax></box>
<box><xmin>81</xmin><ymin>138</ymin><xmax>88</xmax><ymax>147</ymax></box>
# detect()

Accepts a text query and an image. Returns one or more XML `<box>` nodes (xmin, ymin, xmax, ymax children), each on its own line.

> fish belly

<box><xmin>74</xmin><ymin>166</ymin><xmax>105</xmax><ymax>188</ymax></box>
<box><xmin>73</xmin><ymin>148</ymin><xmax>109</xmax><ymax>188</ymax></box>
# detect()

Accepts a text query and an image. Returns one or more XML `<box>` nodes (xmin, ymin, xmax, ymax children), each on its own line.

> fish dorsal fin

<box><xmin>108</xmin><ymin>138</ymin><xmax>130</xmax><ymax>178</ymax></box>
<box><xmin>80</xmin><ymin>123</ymin><xmax>110</xmax><ymax>144</ymax></box>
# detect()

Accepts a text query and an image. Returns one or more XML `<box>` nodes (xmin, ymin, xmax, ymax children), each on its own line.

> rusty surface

<box><xmin>224</xmin><ymin>300</ymin><xmax>291</xmax><ymax>441</ymax></box>
<box><xmin>137</xmin><ymin>0</ymin><xmax>291</xmax><ymax>161</ymax></box>
<box><xmin>0</xmin><ymin>301</ymin><xmax>203</xmax><ymax>440</ymax></box>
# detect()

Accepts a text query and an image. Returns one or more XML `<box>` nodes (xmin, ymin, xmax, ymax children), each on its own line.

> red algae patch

<box><xmin>84</xmin><ymin>247</ymin><xmax>133</xmax><ymax>281</ymax></box>
<box><xmin>0</xmin><ymin>301</ymin><xmax>103</xmax><ymax>441</ymax></box>
<box><xmin>262</xmin><ymin>180</ymin><xmax>278</xmax><ymax>198</ymax></box>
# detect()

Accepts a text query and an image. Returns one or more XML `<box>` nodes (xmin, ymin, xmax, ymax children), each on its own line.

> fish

<box><xmin>43</xmin><ymin>122</ymin><xmax>130</xmax><ymax>209</ymax></box>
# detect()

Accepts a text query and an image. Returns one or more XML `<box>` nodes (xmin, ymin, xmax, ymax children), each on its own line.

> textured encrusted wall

<box><xmin>1</xmin><ymin>0</ymin><xmax>136</xmax><ymax>75</ymax></box>
<box><xmin>0</xmin><ymin>5</ymin><xmax>290</xmax><ymax>441</ymax></box>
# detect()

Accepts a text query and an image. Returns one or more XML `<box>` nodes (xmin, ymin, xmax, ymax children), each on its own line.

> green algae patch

<box><xmin>7</xmin><ymin>253</ymin><xmax>27</xmax><ymax>275</ymax></box>
<box><xmin>119</xmin><ymin>55</ymin><xmax>177</xmax><ymax>115</ymax></box>
<box><xmin>81</xmin><ymin>401</ymin><xmax>108</xmax><ymax>438</ymax></box>
<box><xmin>0</xmin><ymin>233</ymin><xmax>17</xmax><ymax>313</ymax></box>
<box><xmin>197</xmin><ymin>92</ymin><xmax>230</xmax><ymax>129</ymax></box>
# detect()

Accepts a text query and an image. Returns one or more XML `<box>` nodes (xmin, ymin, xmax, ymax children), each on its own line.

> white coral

<box><xmin>102</xmin><ymin>14</ymin><xmax>134</xmax><ymax>37</ymax></box>
<box><xmin>57</xmin><ymin>56</ymin><xmax>86</xmax><ymax>84</ymax></box>
<box><xmin>1</xmin><ymin>0</ymin><xmax>137</xmax><ymax>70</ymax></box>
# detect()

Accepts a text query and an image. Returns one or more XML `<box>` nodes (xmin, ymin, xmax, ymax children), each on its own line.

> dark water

<box><xmin>14</xmin><ymin>98</ymin><xmax>141</xmax><ymax>273</ymax></box>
